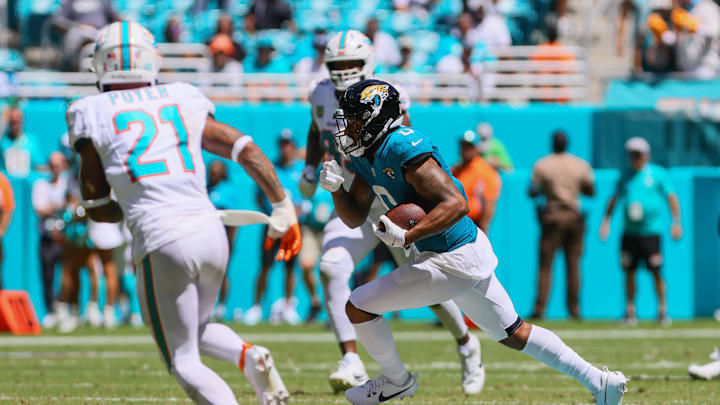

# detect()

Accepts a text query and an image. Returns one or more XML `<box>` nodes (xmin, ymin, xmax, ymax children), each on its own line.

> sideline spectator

<box><xmin>296</xmin><ymin>176</ymin><xmax>331</xmax><ymax>323</ymax></box>
<box><xmin>209</xmin><ymin>34</ymin><xmax>244</xmax><ymax>74</ymax></box>
<box><xmin>0</xmin><ymin>171</ymin><xmax>14</xmax><ymax>289</ymax></box>
<box><xmin>530</xmin><ymin>25</ymin><xmax>575</xmax><ymax>102</ymax></box>
<box><xmin>390</xmin><ymin>35</ymin><xmax>422</xmax><ymax>73</ymax></box>
<box><xmin>529</xmin><ymin>131</ymin><xmax>594</xmax><ymax>320</ymax></box>
<box><xmin>245</xmin><ymin>130</ymin><xmax>304</xmax><ymax>325</ymax></box>
<box><xmin>250</xmin><ymin>0</ymin><xmax>294</xmax><ymax>30</ymax></box>
<box><xmin>452</xmin><ymin>130</ymin><xmax>502</xmax><ymax>232</ymax></box>
<box><xmin>32</xmin><ymin>152</ymin><xmax>69</xmax><ymax>315</ymax></box>
<box><xmin>451</xmin><ymin>12</ymin><xmax>480</xmax><ymax>46</ymax></box>
<box><xmin>365</xmin><ymin>17</ymin><xmax>401</xmax><ymax>69</ymax></box>
<box><xmin>293</xmin><ymin>29</ymin><xmax>329</xmax><ymax>81</ymax></box>
<box><xmin>207</xmin><ymin>160</ymin><xmax>241</xmax><ymax>321</ymax></box>
<box><xmin>245</xmin><ymin>38</ymin><xmax>288</xmax><ymax>73</ymax></box>
<box><xmin>599</xmin><ymin>137</ymin><xmax>682</xmax><ymax>326</ymax></box>
<box><xmin>675</xmin><ymin>0</ymin><xmax>720</xmax><ymax>79</ymax></box>
<box><xmin>54</xmin><ymin>0</ymin><xmax>118</xmax><ymax>70</ymax></box>
<box><xmin>211</xmin><ymin>14</ymin><xmax>247</xmax><ymax>62</ymax></box>
<box><xmin>163</xmin><ymin>16</ymin><xmax>185</xmax><ymax>43</ymax></box>
<box><xmin>640</xmin><ymin>0</ymin><xmax>677</xmax><ymax>74</ymax></box>
<box><xmin>476</xmin><ymin>122</ymin><xmax>514</xmax><ymax>172</ymax></box>
<box><xmin>1</xmin><ymin>106</ymin><xmax>42</xmax><ymax>178</ymax></box>
<box><xmin>472</xmin><ymin>4</ymin><xmax>512</xmax><ymax>47</ymax></box>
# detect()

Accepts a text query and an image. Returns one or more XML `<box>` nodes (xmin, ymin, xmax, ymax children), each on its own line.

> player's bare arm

<box><xmin>76</xmin><ymin>140</ymin><xmax>123</xmax><ymax>223</ymax></box>
<box><xmin>201</xmin><ymin>116</ymin><xmax>285</xmax><ymax>203</ymax></box>
<box><xmin>403</xmin><ymin>157</ymin><xmax>469</xmax><ymax>245</ymax></box>
<box><xmin>201</xmin><ymin>115</ymin><xmax>301</xmax><ymax>260</ymax></box>
<box><xmin>331</xmin><ymin>174</ymin><xmax>375</xmax><ymax>229</ymax></box>
<box><xmin>305</xmin><ymin>119</ymin><xmax>324</xmax><ymax>168</ymax></box>
<box><xmin>599</xmin><ymin>194</ymin><xmax>617</xmax><ymax>240</ymax></box>
<box><xmin>668</xmin><ymin>193</ymin><xmax>682</xmax><ymax>239</ymax></box>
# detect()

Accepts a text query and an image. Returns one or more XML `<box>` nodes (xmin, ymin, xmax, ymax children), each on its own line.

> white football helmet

<box><xmin>91</xmin><ymin>21</ymin><xmax>160</xmax><ymax>90</ymax></box>
<box><xmin>325</xmin><ymin>30</ymin><xmax>375</xmax><ymax>91</ymax></box>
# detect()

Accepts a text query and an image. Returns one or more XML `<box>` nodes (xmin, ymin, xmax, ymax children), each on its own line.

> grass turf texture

<box><xmin>1</xmin><ymin>320</ymin><xmax>718</xmax><ymax>404</ymax></box>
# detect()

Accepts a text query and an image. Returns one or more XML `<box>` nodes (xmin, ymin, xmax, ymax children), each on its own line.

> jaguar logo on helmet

<box><xmin>360</xmin><ymin>84</ymin><xmax>389</xmax><ymax>109</ymax></box>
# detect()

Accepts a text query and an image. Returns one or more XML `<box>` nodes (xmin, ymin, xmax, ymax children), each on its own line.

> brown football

<box><xmin>378</xmin><ymin>203</ymin><xmax>427</xmax><ymax>231</ymax></box>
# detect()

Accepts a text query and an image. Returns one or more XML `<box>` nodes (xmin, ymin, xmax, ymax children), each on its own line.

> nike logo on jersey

<box><xmin>378</xmin><ymin>384</ymin><xmax>414</xmax><ymax>402</ymax></box>
<box><xmin>411</xmin><ymin>139</ymin><xmax>423</xmax><ymax>147</ymax></box>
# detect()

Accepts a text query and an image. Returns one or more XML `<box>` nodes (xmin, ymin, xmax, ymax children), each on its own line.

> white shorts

<box><xmin>88</xmin><ymin>220</ymin><xmax>126</xmax><ymax>250</ymax></box>
<box><xmin>136</xmin><ymin>219</ymin><xmax>229</xmax><ymax>369</ymax></box>
<box><xmin>298</xmin><ymin>226</ymin><xmax>323</xmax><ymax>265</ymax></box>
<box><xmin>349</xmin><ymin>232</ymin><xmax>519</xmax><ymax>341</ymax></box>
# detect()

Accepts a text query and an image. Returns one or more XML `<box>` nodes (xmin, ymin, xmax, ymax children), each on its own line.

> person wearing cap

<box><xmin>246</xmin><ymin>130</ymin><xmax>306</xmax><ymax>325</ymax></box>
<box><xmin>452</xmin><ymin>130</ymin><xmax>502</xmax><ymax>232</ymax></box>
<box><xmin>529</xmin><ymin>130</ymin><xmax>595</xmax><ymax>320</ymax></box>
<box><xmin>599</xmin><ymin>137</ymin><xmax>682</xmax><ymax>326</ymax></box>
<box><xmin>209</xmin><ymin>34</ymin><xmax>244</xmax><ymax>74</ymax></box>
<box><xmin>476</xmin><ymin>122</ymin><xmax>514</xmax><ymax>172</ymax></box>
<box><xmin>390</xmin><ymin>35</ymin><xmax>422</xmax><ymax>74</ymax></box>
<box><xmin>244</xmin><ymin>37</ymin><xmax>289</xmax><ymax>73</ymax></box>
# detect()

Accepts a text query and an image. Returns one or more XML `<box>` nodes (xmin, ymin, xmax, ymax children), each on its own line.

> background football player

<box><xmin>68</xmin><ymin>21</ymin><xmax>300</xmax><ymax>405</ymax></box>
<box><xmin>298</xmin><ymin>29</ymin><xmax>485</xmax><ymax>395</ymax></box>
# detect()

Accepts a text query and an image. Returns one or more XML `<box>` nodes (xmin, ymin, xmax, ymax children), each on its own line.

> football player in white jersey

<box><xmin>67</xmin><ymin>21</ymin><xmax>300</xmax><ymax>405</ymax></box>
<box><xmin>298</xmin><ymin>29</ymin><xmax>485</xmax><ymax>395</ymax></box>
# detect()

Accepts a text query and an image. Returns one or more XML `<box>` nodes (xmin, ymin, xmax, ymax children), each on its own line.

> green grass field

<box><xmin>1</xmin><ymin>320</ymin><xmax>718</xmax><ymax>404</ymax></box>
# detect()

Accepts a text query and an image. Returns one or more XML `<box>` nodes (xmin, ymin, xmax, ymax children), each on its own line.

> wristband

<box><xmin>82</xmin><ymin>195</ymin><xmax>112</xmax><ymax>209</ymax></box>
<box><xmin>231</xmin><ymin>136</ymin><xmax>254</xmax><ymax>162</ymax></box>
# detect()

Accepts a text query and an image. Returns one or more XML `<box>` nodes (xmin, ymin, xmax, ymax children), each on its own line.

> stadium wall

<box><xmin>4</xmin><ymin>101</ymin><xmax>719</xmax><ymax>321</ymax></box>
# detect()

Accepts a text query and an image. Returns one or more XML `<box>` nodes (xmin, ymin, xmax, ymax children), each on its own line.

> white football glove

<box><xmin>266</xmin><ymin>196</ymin><xmax>297</xmax><ymax>239</ymax></box>
<box><xmin>298</xmin><ymin>165</ymin><xmax>318</xmax><ymax>198</ymax></box>
<box><xmin>319</xmin><ymin>160</ymin><xmax>344</xmax><ymax>193</ymax></box>
<box><xmin>373</xmin><ymin>215</ymin><xmax>408</xmax><ymax>249</ymax></box>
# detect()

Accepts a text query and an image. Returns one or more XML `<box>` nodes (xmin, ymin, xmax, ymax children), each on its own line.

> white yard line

<box><xmin>0</xmin><ymin>328</ymin><xmax>718</xmax><ymax>347</ymax></box>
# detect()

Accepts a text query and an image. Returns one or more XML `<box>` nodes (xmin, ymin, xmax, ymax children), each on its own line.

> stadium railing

<box><xmin>17</xmin><ymin>43</ymin><xmax>587</xmax><ymax>103</ymax></box>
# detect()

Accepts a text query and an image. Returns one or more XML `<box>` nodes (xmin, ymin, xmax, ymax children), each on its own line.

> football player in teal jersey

<box><xmin>319</xmin><ymin>79</ymin><xmax>628</xmax><ymax>405</ymax></box>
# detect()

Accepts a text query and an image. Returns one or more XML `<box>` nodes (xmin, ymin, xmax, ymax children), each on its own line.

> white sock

<box><xmin>199</xmin><ymin>323</ymin><xmax>246</xmax><ymax>365</ymax></box>
<box><xmin>522</xmin><ymin>325</ymin><xmax>603</xmax><ymax>394</ymax></box>
<box><xmin>353</xmin><ymin>316</ymin><xmax>408</xmax><ymax>385</ymax></box>
<box><xmin>431</xmin><ymin>301</ymin><xmax>468</xmax><ymax>341</ymax></box>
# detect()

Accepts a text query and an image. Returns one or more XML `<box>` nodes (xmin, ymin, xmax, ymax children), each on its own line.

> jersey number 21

<box><xmin>113</xmin><ymin>105</ymin><xmax>195</xmax><ymax>182</ymax></box>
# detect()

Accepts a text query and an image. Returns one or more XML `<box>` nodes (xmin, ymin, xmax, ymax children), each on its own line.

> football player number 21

<box><xmin>114</xmin><ymin>105</ymin><xmax>194</xmax><ymax>182</ymax></box>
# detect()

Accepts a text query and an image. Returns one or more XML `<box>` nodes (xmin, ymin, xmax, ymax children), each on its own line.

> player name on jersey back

<box><xmin>67</xmin><ymin>82</ymin><xmax>220</xmax><ymax>262</ymax></box>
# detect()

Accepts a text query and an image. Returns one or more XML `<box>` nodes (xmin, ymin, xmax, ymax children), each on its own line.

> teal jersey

<box><xmin>257</xmin><ymin>159</ymin><xmax>304</xmax><ymax>215</ymax></box>
<box><xmin>298</xmin><ymin>188</ymin><xmax>333</xmax><ymax>230</ymax></box>
<box><xmin>351</xmin><ymin>126</ymin><xmax>478</xmax><ymax>253</ymax></box>
<box><xmin>0</xmin><ymin>132</ymin><xmax>42</xmax><ymax>178</ymax></box>
<box><xmin>615</xmin><ymin>163</ymin><xmax>675</xmax><ymax>236</ymax></box>
<box><xmin>208</xmin><ymin>179</ymin><xmax>239</xmax><ymax>210</ymax></box>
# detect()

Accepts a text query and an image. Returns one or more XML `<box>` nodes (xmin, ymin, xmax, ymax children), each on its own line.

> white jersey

<box><xmin>308</xmin><ymin>77</ymin><xmax>411</xmax><ymax>193</ymax></box>
<box><xmin>67</xmin><ymin>82</ymin><xmax>219</xmax><ymax>262</ymax></box>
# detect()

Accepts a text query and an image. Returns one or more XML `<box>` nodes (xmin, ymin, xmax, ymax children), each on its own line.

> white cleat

<box><xmin>104</xmin><ymin>306</ymin><xmax>118</xmax><ymax>329</ymax></box>
<box><xmin>688</xmin><ymin>347</ymin><xmax>720</xmax><ymax>380</ymax></box>
<box><xmin>244</xmin><ymin>305</ymin><xmax>263</xmax><ymax>326</ymax></box>
<box><xmin>129</xmin><ymin>313</ymin><xmax>143</xmax><ymax>328</ymax></box>
<box><xmin>241</xmin><ymin>343</ymin><xmax>290</xmax><ymax>405</ymax></box>
<box><xmin>595</xmin><ymin>366</ymin><xmax>628</xmax><ymax>405</ymax></box>
<box><xmin>457</xmin><ymin>334</ymin><xmax>485</xmax><ymax>394</ymax></box>
<box><xmin>86</xmin><ymin>301</ymin><xmax>103</xmax><ymax>328</ymax></box>
<box><xmin>345</xmin><ymin>372</ymin><xmax>418</xmax><ymax>405</ymax></box>
<box><xmin>329</xmin><ymin>353</ymin><xmax>369</xmax><ymax>394</ymax></box>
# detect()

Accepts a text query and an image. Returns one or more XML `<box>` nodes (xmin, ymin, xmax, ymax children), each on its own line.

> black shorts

<box><xmin>621</xmin><ymin>234</ymin><xmax>662</xmax><ymax>271</ymax></box>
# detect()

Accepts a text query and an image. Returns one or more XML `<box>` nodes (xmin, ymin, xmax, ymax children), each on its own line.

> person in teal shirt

<box><xmin>600</xmin><ymin>137</ymin><xmax>682</xmax><ymax>326</ymax></box>
<box><xmin>207</xmin><ymin>159</ymin><xmax>242</xmax><ymax>321</ymax></box>
<box><xmin>1</xmin><ymin>105</ymin><xmax>42</xmax><ymax>178</ymax></box>
<box><xmin>246</xmin><ymin>130</ymin><xmax>308</xmax><ymax>325</ymax></box>
<box><xmin>244</xmin><ymin>38</ymin><xmax>290</xmax><ymax>74</ymax></box>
